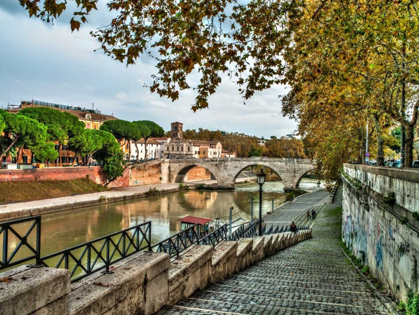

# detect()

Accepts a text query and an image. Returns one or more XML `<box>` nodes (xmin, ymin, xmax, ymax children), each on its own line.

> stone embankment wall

<box><xmin>0</xmin><ymin>230</ymin><xmax>312</xmax><ymax>315</ymax></box>
<box><xmin>0</xmin><ymin>167</ymin><xmax>107</xmax><ymax>185</ymax></box>
<box><xmin>342</xmin><ymin>164</ymin><xmax>419</xmax><ymax>301</ymax></box>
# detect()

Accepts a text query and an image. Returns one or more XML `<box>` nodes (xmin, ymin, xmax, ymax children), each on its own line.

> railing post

<box><xmin>3</xmin><ymin>225</ymin><xmax>8</xmax><ymax>267</ymax></box>
<box><xmin>272</xmin><ymin>198</ymin><xmax>274</xmax><ymax>212</ymax></box>
<box><xmin>105</xmin><ymin>238</ymin><xmax>110</xmax><ymax>273</ymax></box>
<box><xmin>148</xmin><ymin>222</ymin><xmax>152</xmax><ymax>251</ymax></box>
<box><xmin>36</xmin><ymin>217</ymin><xmax>42</xmax><ymax>266</ymax></box>
<box><xmin>229</xmin><ymin>207</ymin><xmax>233</xmax><ymax>236</ymax></box>
<box><xmin>251</xmin><ymin>198</ymin><xmax>254</xmax><ymax>223</ymax></box>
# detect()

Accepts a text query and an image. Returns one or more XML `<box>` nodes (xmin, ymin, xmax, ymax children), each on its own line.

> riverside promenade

<box><xmin>157</xmin><ymin>188</ymin><xmax>398</xmax><ymax>314</ymax></box>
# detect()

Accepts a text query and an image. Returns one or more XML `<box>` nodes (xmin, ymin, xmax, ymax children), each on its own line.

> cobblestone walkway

<box><xmin>156</xmin><ymin>188</ymin><xmax>397</xmax><ymax>315</ymax></box>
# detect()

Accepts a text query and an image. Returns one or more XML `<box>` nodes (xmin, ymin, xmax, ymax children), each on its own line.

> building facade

<box><xmin>130</xmin><ymin>138</ymin><xmax>169</xmax><ymax>161</ymax></box>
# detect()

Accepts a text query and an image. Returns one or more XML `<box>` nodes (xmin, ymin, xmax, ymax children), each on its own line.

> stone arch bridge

<box><xmin>161</xmin><ymin>158</ymin><xmax>316</xmax><ymax>190</ymax></box>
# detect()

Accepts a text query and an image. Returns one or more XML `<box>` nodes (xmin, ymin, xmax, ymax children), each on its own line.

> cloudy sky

<box><xmin>0</xmin><ymin>1</ymin><xmax>297</xmax><ymax>138</ymax></box>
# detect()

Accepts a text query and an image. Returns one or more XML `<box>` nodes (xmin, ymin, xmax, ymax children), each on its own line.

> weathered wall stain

<box><xmin>375</xmin><ymin>237</ymin><xmax>383</xmax><ymax>270</ymax></box>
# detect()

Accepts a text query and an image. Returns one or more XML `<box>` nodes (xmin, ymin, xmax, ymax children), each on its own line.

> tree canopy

<box><xmin>0</xmin><ymin>110</ymin><xmax>49</xmax><ymax>159</ymax></box>
<box><xmin>17</xmin><ymin>0</ymin><xmax>419</xmax><ymax>176</ymax></box>
<box><xmin>19</xmin><ymin>107</ymin><xmax>85</xmax><ymax>142</ymax></box>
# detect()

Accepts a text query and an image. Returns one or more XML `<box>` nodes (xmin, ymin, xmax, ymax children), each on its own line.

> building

<box><xmin>164</xmin><ymin>122</ymin><xmax>223</xmax><ymax>159</ymax></box>
<box><xmin>171</xmin><ymin>122</ymin><xmax>184</xmax><ymax>139</ymax></box>
<box><xmin>3</xmin><ymin>100</ymin><xmax>119</xmax><ymax>166</ymax></box>
<box><xmin>257</xmin><ymin>138</ymin><xmax>266</xmax><ymax>146</ymax></box>
<box><xmin>221</xmin><ymin>149</ymin><xmax>236</xmax><ymax>158</ymax></box>
<box><xmin>130</xmin><ymin>138</ymin><xmax>169</xmax><ymax>161</ymax></box>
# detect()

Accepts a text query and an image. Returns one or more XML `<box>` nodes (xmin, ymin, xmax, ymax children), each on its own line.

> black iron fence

<box><xmin>199</xmin><ymin>224</ymin><xmax>229</xmax><ymax>247</ymax></box>
<box><xmin>0</xmin><ymin>216</ymin><xmax>41</xmax><ymax>270</ymax></box>
<box><xmin>1</xmin><ymin>215</ymin><xmax>309</xmax><ymax>282</ymax></box>
<box><xmin>151</xmin><ymin>224</ymin><xmax>201</xmax><ymax>259</ymax></box>
<box><xmin>41</xmin><ymin>221</ymin><xmax>151</xmax><ymax>281</ymax></box>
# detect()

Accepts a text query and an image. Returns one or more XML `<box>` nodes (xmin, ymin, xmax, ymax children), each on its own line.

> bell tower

<box><xmin>171</xmin><ymin>122</ymin><xmax>183</xmax><ymax>139</ymax></box>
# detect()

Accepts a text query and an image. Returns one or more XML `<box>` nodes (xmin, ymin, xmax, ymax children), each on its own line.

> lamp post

<box><xmin>256</xmin><ymin>169</ymin><xmax>266</xmax><ymax>236</ymax></box>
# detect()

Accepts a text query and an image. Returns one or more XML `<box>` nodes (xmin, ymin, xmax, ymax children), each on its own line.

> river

<box><xmin>2</xmin><ymin>178</ymin><xmax>323</xmax><ymax>266</ymax></box>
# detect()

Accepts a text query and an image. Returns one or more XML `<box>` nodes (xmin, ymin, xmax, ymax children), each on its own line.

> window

<box><xmin>167</xmin><ymin>147</ymin><xmax>169</xmax><ymax>151</ymax></box>
<box><xmin>172</xmin><ymin>146</ymin><xmax>174</xmax><ymax>151</ymax></box>
<box><xmin>177</xmin><ymin>147</ymin><xmax>179</xmax><ymax>151</ymax></box>
<box><xmin>55</xmin><ymin>144</ymin><xmax>60</xmax><ymax>151</ymax></box>
<box><xmin>86</xmin><ymin>114</ymin><xmax>91</xmax><ymax>119</ymax></box>
<box><xmin>62</xmin><ymin>145</ymin><xmax>67</xmax><ymax>150</ymax></box>
<box><xmin>188</xmin><ymin>147</ymin><xmax>190</xmax><ymax>151</ymax></box>
<box><xmin>181</xmin><ymin>147</ymin><xmax>183</xmax><ymax>151</ymax></box>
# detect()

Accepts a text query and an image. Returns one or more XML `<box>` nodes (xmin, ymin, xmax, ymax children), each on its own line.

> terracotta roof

<box><xmin>189</xmin><ymin>139</ymin><xmax>221</xmax><ymax>146</ymax></box>
<box><xmin>134</xmin><ymin>138</ymin><xmax>161</xmax><ymax>145</ymax></box>
<box><xmin>178</xmin><ymin>216</ymin><xmax>212</xmax><ymax>225</ymax></box>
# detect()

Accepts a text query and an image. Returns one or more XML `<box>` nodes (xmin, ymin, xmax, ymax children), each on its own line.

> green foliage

<box><xmin>398</xmin><ymin>301</ymin><xmax>406</xmax><ymax>312</ymax></box>
<box><xmin>19</xmin><ymin>107</ymin><xmax>84</xmax><ymax>142</ymax></box>
<box><xmin>384</xmin><ymin>192</ymin><xmax>396</xmax><ymax>206</ymax></box>
<box><xmin>145</xmin><ymin>187</ymin><xmax>161</xmax><ymax>196</ymax></box>
<box><xmin>178</xmin><ymin>183</ymin><xmax>189</xmax><ymax>190</ymax></box>
<box><xmin>413</xmin><ymin>212</ymin><xmax>419</xmax><ymax>221</ymax></box>
<box><xmin>135</xmin><ymin>120</ymin><xmax>164</xmax><ymax>138</ymax></box>
<box><xmin>98</xmin><ymin>195</ymin><xmax>107</xmax><ymax>202</ymax></box>
<box><xmin>0</xmin><ymin>111</ymin><xmax>5</xmax><ymax>134</ymax></box>
<box><xmin>32</xmin><ymin>142</ymin><xmax>59</xmax><ymax>162</ymax></box>
<box><xmin>91</xmin><ymin>130</ymin><xmax>125</xmax><ymax>180</ymax></box>
<box><xmin>401</xmin><ymin>217</ymin><xmax>409</xmax><ymax>225</ymax></box>
<box><xmin>406</xmin><ymin>291</ymin><xmax>419</xmax><ymax>315</ymax></box>
<box><xmin>361</xmin><ymin>266</ymin><xmax>369</xmax><ymax>275</ymax></box>
<box><xmin>248</xmin><ymin>144</ymin><xmax>263</xmax><ymax>157</ymax></box>
<box><xmin>0</xmin><ymin>111</ymin><xmax>49</xmax><ymax>158</ymax></box>
<box><xmin>100</xmin><ymin>119</ymin><xmax>137</xmax><ymax>142</ymax></box>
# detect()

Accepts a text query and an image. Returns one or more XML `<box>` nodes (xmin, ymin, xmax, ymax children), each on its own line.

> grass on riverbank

<box><xmin>0</xmin><ymin>179</ymin><xmax>108</xmax><ymax>204</ymax></box>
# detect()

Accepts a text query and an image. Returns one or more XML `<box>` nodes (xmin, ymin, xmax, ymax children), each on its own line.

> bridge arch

<box><xmin>170</xmin><ymin>164</ymin><xmax>217</xmax><ymax>184</ymax></box>
<box><xmin>293</xmin><ymin>168</ymin><xmax>316</xmax><ymax>188</ymax></box>
<box><xmin>233</xmin><ymin>164</ymin><xmax>284</xmax><ymax>183</ymax></box>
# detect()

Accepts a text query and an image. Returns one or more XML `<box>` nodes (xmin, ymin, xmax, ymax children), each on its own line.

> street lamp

<box><xmin>256</xmin><ymin>168</ymin><xmax>267</xmax><ymax>236</ymax></box>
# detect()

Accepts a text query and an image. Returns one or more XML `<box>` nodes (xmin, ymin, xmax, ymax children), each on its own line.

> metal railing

<box><xmin>199</xmin><ymin>224</ymin><xmax>229</xmax><ymax>247</ymax></box>
<box><xmin>0</xmin><ymin>216</ymin><xmax>41</xmax><ymax>270</ymax></box>
<box><xmin>41</xmin><ymin>221</ymin><xmax>151</xmax><ymax>282</ymax></box>
<box><xmin>229</xmin><ymin>220</ymin><xmax>259</xmax><ymax>241</ymax></box>
<box><xmin>151</xmin><ymin>224</ymin><xmax>201</xmax><ymax>259</ymax></box>
<box><xmin>1</xmin><ymin>214</ymin><xmax>311</xmax><ymax>282</ymax></box>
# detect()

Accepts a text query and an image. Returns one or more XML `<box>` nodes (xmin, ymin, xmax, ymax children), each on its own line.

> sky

<box><xmin>0</xmin><ymin>1</ymin><xmax>297</xmax><ymax>138</ymax></box>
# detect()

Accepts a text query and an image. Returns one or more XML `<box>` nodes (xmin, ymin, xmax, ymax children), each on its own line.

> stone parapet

<box><xmin>0</xmin><ymin>230</ymin><xmax>312</xmax><ymax>315</ymax></box>
<box><xmin>0</xmin><ymin>266</ymin><xmax>70</xmax><ymax>315</ymax></box>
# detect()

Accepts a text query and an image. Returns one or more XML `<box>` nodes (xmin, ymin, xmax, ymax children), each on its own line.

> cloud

<box><xmin>0</xmin><ymin>5</ymin><xmax>297</xmax><ymax>138</ymax></box>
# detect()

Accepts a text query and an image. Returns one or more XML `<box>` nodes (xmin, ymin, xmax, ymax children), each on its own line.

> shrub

<box><xmin>406</xmin><ymin>291</ymin><xmax>419</xmax><ymax>315</ymax></box>
<box><xmin>98</xmin><ymin>195</ymin><xmax>106</xmax><ymax>202</ymax></box>
<box><xmin>145</xmin><ymin>187</ymin><xmax>160</xmax><ymax>196</ymax></box>
<box><xmin>384</xmin><ymin>192</ymin><xmax>396</xmax><ymax>206</ymax></box>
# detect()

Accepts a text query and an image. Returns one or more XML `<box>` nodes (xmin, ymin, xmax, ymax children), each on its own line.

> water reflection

<box><xmin>3</xmin><ymin>178</ymin><xmax>323</xmax><ymax>262</ymax></box>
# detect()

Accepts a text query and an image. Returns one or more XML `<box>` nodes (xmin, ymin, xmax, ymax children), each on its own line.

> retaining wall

<box><xmin>342</xmin><ymin>164</ymin><xmax>419</xmax><ymax>301</ymax></box>
<box><xmin>0</xmin><ymin>230</ymin><xmax>312</xmax><ymax>315</ymax></box>
<box><xmin>0</xmin><ymin>167</ymin><xmax>107</xmax><ymax>185</ymax></box>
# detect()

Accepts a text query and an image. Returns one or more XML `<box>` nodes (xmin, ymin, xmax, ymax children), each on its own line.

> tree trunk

<box><xmin>404</xmin><ymin>123</ymin><xmax>414</xmax><ymax>167</ymax></box>
<box><xmin>373</xmin><ymin>115</ymin><xmax>384</xmax><ymax>166</ymax></box>
<box><xmin>135</xmin><ymin>142</ymin><xmax>140</xmax><ymax>163</ymax></box>
<box><xmin>0</xmin><ymin>134</ymin><xmax>19</xmax><ymax>158</ymax></box>
<box><xmin>144</xmin><ymin>137</ymin><xmax>149</xmax><ymax>160</ymax></box>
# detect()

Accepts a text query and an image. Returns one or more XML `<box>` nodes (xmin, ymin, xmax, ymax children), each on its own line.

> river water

<box><xmin>2</xmin><ymin>178</ymin><xmax>323</xmax><ymax>267</ymax></box>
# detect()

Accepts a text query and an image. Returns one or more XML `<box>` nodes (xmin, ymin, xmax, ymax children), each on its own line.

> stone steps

<box><xmin>156</xmin><ymin>190</ymin><xmax>395</xmax><ymax>315</ymax></box>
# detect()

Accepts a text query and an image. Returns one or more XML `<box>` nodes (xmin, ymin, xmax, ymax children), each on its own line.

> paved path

<box><xmin>265</xmin><ymin>190</ymin><xmax>330</xmax><ymax>229</ymax></box>
<box><xmin>157</xmin><ymin>188</ymin><xmax>396</xmax><ymax>314</ymax></box>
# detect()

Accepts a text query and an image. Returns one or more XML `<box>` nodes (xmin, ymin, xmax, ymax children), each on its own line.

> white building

<box><xmin>130</xmin><ymin>138</ymin><xmax>168</xmax><ymax>161</ymax></box>
<box><xmin>257</xmin><ymin>138</ymin><xmax>266</xmax><ymax>146</ymax></box>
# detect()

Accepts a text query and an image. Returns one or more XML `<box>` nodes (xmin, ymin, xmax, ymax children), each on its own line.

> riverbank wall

<box><xmin>0</xmin><ymin>166</ymin><xmax>107</xmax><ymax>185</ymax></box>
<box><xmin>342</xmin><ymin>164</ymin><xmax>419</xmax><ymax>301</ymax></box>
<box><xmin>0</xmin><ymin>229</ymin><xmax>312</xmax><ymax>315</ymax></box>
